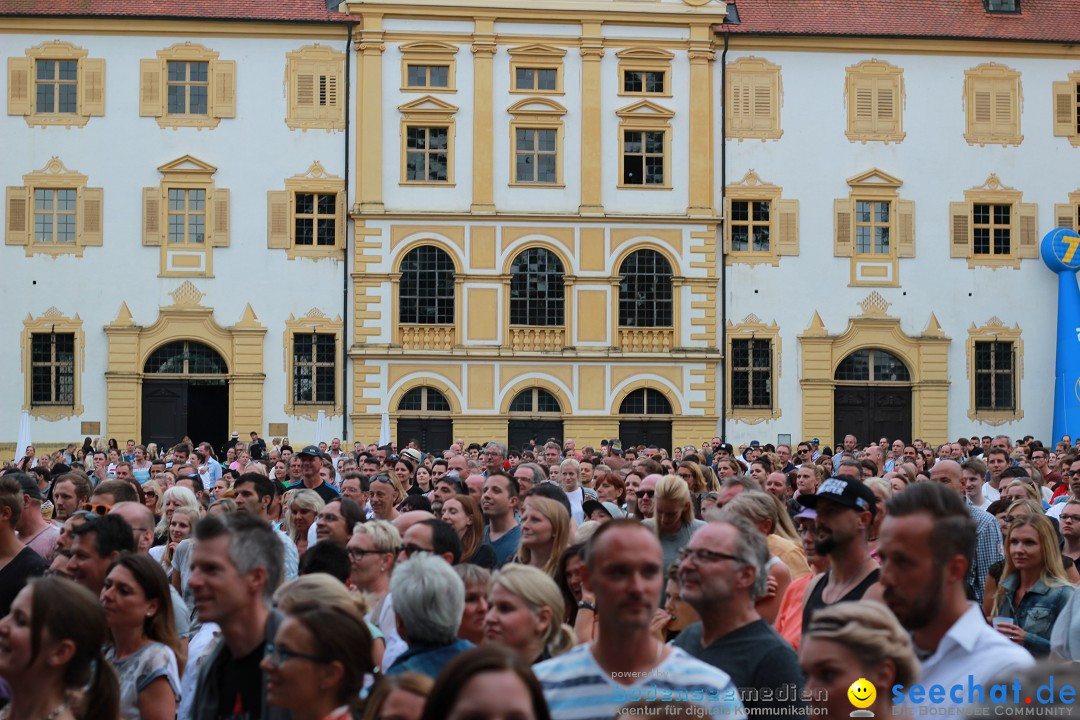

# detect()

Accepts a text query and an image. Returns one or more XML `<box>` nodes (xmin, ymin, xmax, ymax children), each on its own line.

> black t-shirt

<box><xmin>215</xmin><ymin>642</ymin><xmax>265</xmax><ymax>720</ymax></box>
<box><xmin>286</xmin><ymin>480</ymin><xmax>340</xmax><ymax>504</ymax></box>
<box><xmin>0</xmin><ymin>546</ymin><xmax>48</xmax><ymax>616</ymax></box>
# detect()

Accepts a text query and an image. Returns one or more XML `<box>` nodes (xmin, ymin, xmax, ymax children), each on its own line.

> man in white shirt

<box><xmin>878</xmin><ymin>482</ymin><xmax>1032</xmax><ymax>704</ymax></box>
<box><xmin>982</xmin><ymin>448</ymin><xmax>1011</xmax><ymax>502</ymax></box>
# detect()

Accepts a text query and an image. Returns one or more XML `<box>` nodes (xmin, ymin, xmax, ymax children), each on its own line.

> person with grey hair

<box><xmin>386</xmin><ymin>552</ymin><xmax>474</xmax><ymax>678</ymax></box>
<box><xmin>674</xmin><ymin>515</ymin><xmax>804</xmax><ymax>716</ymax></box>
<box><xmin>484</xmin><ymin>442</ymin><xmax>508</xmax><ymax>477</ymax></box>
<box><xmin>512</xmin><ymin>462</ymin><xmax>546</xmax><ymax>496</ymax></box>
<box><xmin>187</xmin><ymin>512</ymin><xmax>291</xmax><ymax>720</ymax></box>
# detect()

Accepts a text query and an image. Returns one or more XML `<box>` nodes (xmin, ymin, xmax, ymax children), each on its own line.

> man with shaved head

<box><xmin>928</xmin><ymin>459</ymin><xmax>1002</xmax><ymax>604</ymax></box>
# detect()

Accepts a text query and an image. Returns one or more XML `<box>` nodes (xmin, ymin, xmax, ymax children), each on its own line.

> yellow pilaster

<box><xmin>471</xmin><ymin>18</ymin><xmax>497</xmax><ymax>213</ymax></box>
<box><xmin>687</xmin><ymin>24</ymin><xmax>715</xmax><ymax>217</ymax></box>
<box><xmin>579</xmin><ymin>22</ymin><xmax>604</xmax><ymax>216</ymax></box>
<box><xmin>358</xmin><ymin>15</ymin><xmax>385</xmax><ymax>213</ymax></box>
<box><xmin>104</xmin><ymin>304</ymin><xmax>141</xmax><ymax>441</ymax></box>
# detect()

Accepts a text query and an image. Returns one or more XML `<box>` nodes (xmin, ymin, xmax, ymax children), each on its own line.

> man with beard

<box><xmin>878</xmin><ymin>482</ymin><xmax>1032</xmax><ymax>689</ymax></box>
<box><xmin>797</xmin><ymin>476</ymin><xmax>881</xmax><ymax>628</ymax></box>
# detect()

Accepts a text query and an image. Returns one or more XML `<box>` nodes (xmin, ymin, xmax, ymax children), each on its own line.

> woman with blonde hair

<box><xmin>991</xmin><ymin>513</ymin><xmax>1074</xmax><ymax>657</ymax></box>
<box><xmin>800</xmin><ymin>600</ymin><xmax>919</xmax><ymax>719</ymax></box>
<box><xmin>145</xmin><ymin>442</ymin><xmax>159</xmax><ymax>461</ymax></box>
<box><xmin>484</xmin><ymin>564</ymin><xmax>576</xmax><ymax>664</ymax></box>
<box><xmin>150</xmin><ymin>506</ymin><xmax>199</xmax><ymax>579</ymax></box>
<box><xmin>516</xmin><ymin>496</ymin><xmax>571</xmax><ymax>576</ymax></box>
<box><xmin>721</xmin><ymin>490</ymin><xmax>810</xmax><ymax>579</ymax></box>
<box><xmin>153</xmin><ymin>485</ymin><xmax>199</xmax><ymax>546</ymax></box>
<box><xmin>141</xmin><ymin>479</ymin><xmax>164</xmax><ymax>521</ymax></box>
<box><xmin>348</xmin><ymin>520</ymin><xmax>406</xmax><ymax>668</ymax></box>
<box><xmin>285</xmin><ymin>488</ymin><xmax>325</xmax><ymax>556</ymax></box>
<box><xmin>675</xmin><ymin>461</ymin><xmax>708</xmax><ymax>515</ymax></box>
<box><xmin>648</xmin><ymin>475</ymin><xmax>705</xmax><ymax>577</ymax></box>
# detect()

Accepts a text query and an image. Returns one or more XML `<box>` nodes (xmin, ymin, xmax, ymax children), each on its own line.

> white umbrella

<box><xmin>314</xmin><ymin>410</ymin><xmax>328</xmax><ymax>446</ymax></box>
<box><xmin>379</xmin><ymin>410</ymin><xmax>391</xmax><ymax>447</ymax></box>
<box><xmin>15</xmin><ymin>411</ymin><xmax>31</xmax><ymax>465</ymax></box>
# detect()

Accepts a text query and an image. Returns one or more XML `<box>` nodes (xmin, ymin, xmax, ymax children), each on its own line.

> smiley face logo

<box><xmin>848</xmin><ymin>678</ymin><xmax>876</xmax><ymax>709</ymax></box>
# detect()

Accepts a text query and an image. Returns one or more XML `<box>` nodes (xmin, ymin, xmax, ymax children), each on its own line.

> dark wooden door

<box><xmin>834</xmin><ymin>385</ymin><xmax>912</xmax><ymax>447</ymax></box>
<box><xmin>618</xmin><ymin>420</ymin><xmax>673</xmax><ymax>451</ymax></box>
<box><xmin>508</xmin><ymin>420</ymin><xmax>564</xmax><ymax>455</ymax></box>
<box><xmin>397</xmin><ymin>418</ymin><xmax>454</xmax><ymax>454</ymax></box>
<box><xmin>187</xmin><ymin>381</ymin><xmax>229</xmax><ymax>451</ymax></box>
<box><xmin>142</xmin><ymin>380</ymin><xmax>187</xmax><ymax>449</ymax></box>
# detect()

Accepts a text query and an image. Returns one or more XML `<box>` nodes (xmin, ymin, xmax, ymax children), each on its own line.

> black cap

<box><xmin>298</xmin><ymin>445</ymin><xmax>326</xmax><ymax>460</ymax></box>
<box><xmin>797</xmin><ymin>477</ymin><xmax>877</xmax><ymax>519</ymax></box>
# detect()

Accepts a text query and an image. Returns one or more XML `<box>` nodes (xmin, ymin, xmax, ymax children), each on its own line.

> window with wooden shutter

<box><xmin>845</xmin><ymin>60</ymin><xmax>904</xmax><ymax>143</ymax></box>
<box><xmin>1052</xmin><ymin>76</ymin><xmax>1080</xmax><ymax>145</ymax></box>
<box><xmin>955</xmin><ymin>174</ymin><xmax>1032</xmax><ymax>269</ymax></box>
<box><xmin>726</xmin><ymin>57</ymin><xmax>782</xmax><ymax>141</ymax></box>
<box><xmin>964</xmin><ymin>63</ymin><xmax>1022</xmax><ymax>146</ymax></box>
<box><xmin>8</xmin><ymin>158</ymin><xmax>102</xmax><ymax>257</ymax></box>
<box><xmin>8</xmin><ymin>42</ymin><xmax>105</xmax><ymax>127</ymax></box>
<box><xmin>839</xmin><ymin>169</ymin><xmax>909</xmax><ymax>286</ymax></box>
<box><xmin>145</xmin><ymin>156</ymin><xmax>229</xmax><ymax>276</ymax></box>
<box><xmin>140</xmin><ymin>44</ymin><xmax>234</xmax><ymax>128</ymax></box>
<box><xmin>268</xmin><ymin>162</ymin><xmax>346</xmax><ymax>260</ymax></box>
<box><xmin>723</xmin><ymin>171</ymin><xmax>796</xmax><ymax>266</ymax></box>
<box><xmin>286</xmin><ymin>45</ymin><xmax>346</xmax><ymax>131</ymax></box>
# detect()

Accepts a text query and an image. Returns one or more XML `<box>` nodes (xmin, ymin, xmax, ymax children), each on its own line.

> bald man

<box><xmin>928</xmin><ymin>460</ymin><xmax>1003</xmax><ymax>604</ymax></box>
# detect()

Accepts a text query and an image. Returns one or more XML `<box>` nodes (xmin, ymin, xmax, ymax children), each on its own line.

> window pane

<box><xmin>510</xmin><ymin>248</ymin><xmax>565</xmax><ymax>326</ymax></box>
<box><xmin>190</xmin><ymin>86</ymin><xmax>208</xmax><ymax>115</ymax></box>
<box><xmin>516</xmin><ymin>67</ymin><xmax>533</xmax><ymax>89</ymax></box>
<box><xmin>537</xmin><ymin>69</ymin><xmax>557</xmax><ymax>90</ymax></box>
<box><xmin>167</xmin><ymin>85</ymin><xmax>186</xmax><ymax>114</ymax></box>
<box><xmin>58</xmin><ymin>84</ymin><xmax>77</xmax><ymax>113</ymax></box>
<box><xmin>407</xmin><ymin>65</ymin><xmax>426</xmax><ymax>86</ymax></box>
<box><xmin>752</xmin><ymin>226</ymin><xmax>770</xmax><ymax>252</ymax></box>
<box><xmin>399</xmin><ymin>246</ymin><xmax>456</xmax><ymax>324</ymax></box>
<box><xmin>167</xmin><ymin>61</ymin><xmax>186</xmax><ymax>82</ymax></box>
<box><xmin>618</xmin><ymin>250</ymin><xmax>673</xmax><ymax>327</ymax></box>
<box><xmin>537</xmin><ymin>155</ymin><xmax>556</xmax><ymax>184</ymax></box>
<box><xmin>624</xmin><ymin>71</ymin><xmax>642</xmax><ymax>93</ymax></box>
<box><xmin>36</xmin><ymin>83</ymin><xmax>54</xmax><ymax>113</ymax></box>
<box><xmin>753</xmin><ymin>201</ymin><xmax>770</xmax><ymax>222</ymax></box>
<box><xmin>731</xmin><ymin>201</ymin><xmax>749</xmax><ymax>222</ymax></box>
<box><xmin>37</xmin><ymin>61</ymin><xmax>55</xmax><ymax>80</ymax></box>
<box><xmin>317</xmin><ymin>194</ymin><xmax>335</xmax><ymax>214</ymax></box>
<box><xmin>994</xmin><ymin>229</ymin><xmax>1010</xmax><ymax>255</ymax></box>
<box><xmin>645</xmin><ymin>72</ymin><xmax>664</xmax><ymax>93</ymax></box>
<box><xmin>296</xmin><ymin>193</ymin><xmax>314</xmax><ymax>215</ymax></box>
<box><xmin>317</xmin><ymin>219</ymin><xmax>336</xmax><ymax>245</ymax></box>
<box><xmin>429</xmin><ymin>66</ymin><xmax>449</xmax><ymax>87</ymax></box>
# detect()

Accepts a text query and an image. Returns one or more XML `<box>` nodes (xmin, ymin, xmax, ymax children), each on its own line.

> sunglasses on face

<box><xmin>81</xmin><ymin>502</ymin><xmax>112</xmax><ymax>516</ymax></box>
<box><xmin>637</xmin><ymin>490</ymin><xmax>655</xmax><ymax>499</ymax></box>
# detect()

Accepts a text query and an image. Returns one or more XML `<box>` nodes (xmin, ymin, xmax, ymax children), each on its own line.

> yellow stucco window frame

<box><xmin>142</xmin><ymin>156</ymin><xmax>229</xmax><ymax>278</ymax></box>
<box><xmin>1054</xmin><ymin>190</ymin><xmax>1080</xmax><ymax>233</ymax></box>
<box><xmin>1053</xmin><ymin>73</ymin><xmax>1080</xmax><ymax>147</ymax></box>
<box><xmin>22</xmin><ymin>307</ymin><xmax>85</xmax><ymax>421</ymax></box>
<box><xmin>616</xmin><ymin>48</ymin><xmax>673</xmax><ymax>99</ymax></box>
<box><xmin>140</xmin><ymin>43</ymin><xmax>236</xmax><ymax>129</ymax></box>
<box><xmin>266</xmin><ymin>162</ymin><xmax>346</xmax><ymax>261</ymax></box>
<box><xmin>833</xmin><ymin>169</ymin><xmax>914</xmax><ymax>287</ymax></box>
<box><xmin>284</xmin><ymin>309</ymin><xmax>344</xmax><ymax>420</ymax></box>
<box><xmin>949</xmin><ymin>174</ymin><xmax>1037</xmax><ymax>270</ymax></box>
<box><xmin>285</xmin><ymin>44</ymin><xmax>346</xmax><ymax>131</ymax></box>
<box><xmin>616</xmin><ymin>100</ymin><xmax>674</xmax><ymax>191</ymax></box>
<box><xmin>399</xmin><ymin>41</ymin><xmax>457</xmax><ymax>93</ymax></box>
<box><xmin>6</xmin><ymin>157</ymin><xmax>102</xmax><ymax>258</ymax></box>
<box><xmin>963</xmin><ymin>63</ymin><xmax>1022</xmax><ymax>147</ymax></box>
<box><xmin>967</xmin><ymin>317</ymin><xmax>1023</xmax><ymax>425</ymax></box>
<box><xmin>723</xmin><ymin>169</ymin><xmax>798</xmax><ymax>267</ymax></box>
<box><xmin>845</xmin><ymin>59</ymin><xmax>905</xmax><ymax>144</ymax></box>
<box><xmin>507</xmin><ymin>98</ymin><xmax>566</xmax><ymax>188</ymax></box>
<box><xmin>726</xmin><ymin>314</ymin><xmax>781</xmax><ymax>424</ymax></box>
<box><xmin>508</xmin><ymin>44</ymin><xmax>565</xmax><ymax>96</ymax></box>
<box><xmin>7</xmin><ymin>41</ymin><xmax>104</xmax><ymax>128</ymax></box>
<box><xmin>726</xmin><ymin>56</ymin><xmax>782</xmax><ymax>141</ymax></box>
<box><xmin>398</xmin><ymin>96</ymin><xmax>457</xmax><ymax>186</ymax></box>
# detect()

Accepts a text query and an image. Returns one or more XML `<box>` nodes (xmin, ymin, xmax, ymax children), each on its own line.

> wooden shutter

<box><xmin>293</xmin><ymin>59</ymin><xmax>317</xmax><ymax>120</ymax></box>
<box><xmin>211</xmin><ymin>60</ymin><xmax>236</xmax><ymax>118</ymax></box>
<box><xmin>896</xmin><ymin>199</ymin><xmax>915</xmax><ymax>258</ymax></box>
<box><xmin>876</xmin><ymin>78</ymin><xmax>897</xmax><ymax>134</ymax></box>
<box><xmin>142</xmin><ymin>187</ymin><xmax>161</xmax><ymax>245</ymax></box>
<box><xmin>851</xmin><ymin>76</ymin><xmax>875</xmax><ymax>134</ymax></box>
<box><xmin>210</xmin><ymin>188</ymin><xmax>230</xmax><ymax>247</ymax></box>
<box><xmin>80</xmin><ymin>187</ymin><xmax>103</xmax><ymax>246</ymax></box>
<box><xmin>729</xmin><ymin>77</ymin><xmax>750</xmax><ymax>131</ymax></box>
<box><xmin>992</xmin><ymin>81</ymin><xmax>1014</xmax><ymax>135</ymax></box>
<box><xmin>1053</xmin><ymin>81</ymin><xmax>1076</xmax><ymax>137</ymax></box>
<box><xmin>834</xmin><ymin>198</ymin><xmax>852</xmax><ymax>257</ymax></box>
<box><xmin>950</xmin><ymin>202</ymin><xmax>970</xmax><ymax>258</ymax></box>
<box><xmin>1016</xmin><ymin>202</ymin><xmax>1039</xmax><ymax>258</ymax></box>
<box><xmin>267</xmin><ymin>191</ymin><xmax>291</xmax><ymax>249</ymax></box>
<box><xmin>335</xmin><ymin>190</ymin><xmax>347</xmax><ymax>246</ymax></box>
<box><xmin>970</xmin><ymin>83</ymin><xmax>993</xmax><ymax>136</ymax></box>
<box><xmin>139</xmin><ymin>59</ymin><xmax>163</xmax><ymax>117</ymax></box>
<box><xmin>8</xmin><ymin>57</ymin><xmax>32</xmax><ymax>116</ymax></box>
<box><xmin>750</xmin><ymin>76</ymin><xmax>773</xmax><ymax>131</ymax></box>
<box><xmin>1055</xmin><ymin>203</ymin><xmax>1077</xmax><ymax>232</ymax></box>
<box><xmin>80</xmin><ymin>58</ymin><xmax>105</xmax><ymax>117</ymax></box>
<box><xmin>5</xmin><ymin>186</ymin><xmax>28</xmax><ymax>245</ymax></box>
<box><xmin>775</xmin><ymin>198</ymin><xmax>799</xmax><ymax>256</ymax></box>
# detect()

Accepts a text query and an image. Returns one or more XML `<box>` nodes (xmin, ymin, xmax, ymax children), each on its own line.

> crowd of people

<box><xmin>1</xmin><ymin>430</ymin><xmax>1079</xmax><ymax>719</ymax></box>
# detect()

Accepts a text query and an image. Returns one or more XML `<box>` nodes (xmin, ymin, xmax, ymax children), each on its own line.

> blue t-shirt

<box><xmin>484</xmin><ymin>523</ymin><xmax>522</xmax><ymax>568</ymax></box>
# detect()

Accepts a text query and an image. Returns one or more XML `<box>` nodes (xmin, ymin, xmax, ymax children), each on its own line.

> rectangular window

<box><xmin>973</xmin><ymin>203</ymin><xmax>1011</xmax><ymax>256</ymax></box>
<box><xmin>406</xmin><ymin>126</ymin><xmax>449</xmax><ymax>182</ymax></box>
<box><xmin>974</xmin><ymin>341</ymin><xmax>1014</xmax><ymax>410</ymax></box>
<box><xmin>293</xmin><ymin>333</ymin><xmax>335</xmax><ymax>404</ymax></box>
<box><xmin>35</xmin><ymin>60</ymin><xmax>78</xmax><ymax>114</ymax></box>
<box><xmin>514</xmin><ymin>67</ymin><xmax>557</xmax><ymax>92</ymax></box>
<box><xmin>623</xmin><ymin>130</ymin><xmax>664</xmax><ymax>186</ymax></box>
<box><xmin>514</xmin><ymin>128</ymin><xmax>557</xmax><ymax>184</ymax></box>
<box><xmin>30</xmin><ymin>332</ymin><xmax>75</xmax><ymax>406</ymax></box>
<box><xmin>731</xmin><ymin>338</ymin><xmax>772</xmax><ymax>409</ymax></box>
<box><xmin>166</xmin><ymin>61</ymin><xmax>209</xmax><ymax>115</ymax></box>
<box><xmin>406</xmin><ymin>65</ymin><xmax>450</xmax><ymax>89</ymax></box>
<box><xmin>33</xmin><ymin>189</ymin><xmax>77</xmax><ymax>243</ymax></box>
<box><xmin>855</xmin><ymin>200</ymin><xmax>891</xmax><ymax>254</ymax></box>
<box><xmin>730</xmin><ymin>200</ymin><xmax>771</xmax><ymax>252</ymax></box>
<box><xmin>167</xmin><ymin>189</ymin><xmax>206</xmax><ymax>244</ymax></box>
<box><xmin>623</xmin><ymin>70</ymin><xmax>665</xmax><ymax>95</ymax></box>
<box><xmin>294</xmin><ymin>193</ymin><xmax>337</xmax><ymax>246</ymax></box>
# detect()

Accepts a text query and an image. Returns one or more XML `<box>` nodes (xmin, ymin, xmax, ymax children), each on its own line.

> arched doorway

<box><xmin>618</xmin><ymin>388</ymin><xmax>673</xmax><ymax>450</ymax></box>
<box><xmin>833</xmin><ymin>348</ymin><xmax>912</xmax><ymax>446</ymax></box>
<box><xmin>507</xmin><ymin>388</ymin><xmax>563</xmax><ymax>454</ymax></box>
<box><xmin>141</xmin><ymin>340</ymin><xmax>228</xmax><ymax>450</ymax></box>
<box><xmin>397</xmin><ymin>387</ymin><xmax>454</xmax><ymax>452</ymax></box>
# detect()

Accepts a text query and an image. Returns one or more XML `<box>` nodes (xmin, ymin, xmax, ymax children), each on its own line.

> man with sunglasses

<box><xmin>674</xmin><ymin>515</ymin><xmax>804</xmax><ymax>715</ymax></box>
<box><xmin>636</xmin><ymin>474</ymin><xmax>660</xmax><ymax>519</ymax></box>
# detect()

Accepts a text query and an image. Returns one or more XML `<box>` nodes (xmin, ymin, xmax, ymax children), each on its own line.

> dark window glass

<box><xmin>974</xmin><ymin>340</ymin><xmax>1015</xmax><ymax>410</ymax></box>
<box><xmin>618</xmin><ymin>249</ymin><xmax>673</xmax><ymax>327</ymax></box>
<box><xmin>144</xmin><ymin>340</ymin><xmax>227</xmax><ymax>374</ymax></box>
<box><xmin>730</xmin><ymin>339</ymin><xmax>772</xmax><ymax>409</ymax></box>
<box><xmin>398</xmin><ymin>387</ymin><xmax>451</xmax><ymax>413</ymax></box>
<box><xmin>834</xmin><ymin>349</ymin><xmax>910</xmax><ymax>382</ymax></box>
<box><xmin>399</xmin><ymin>246</ymin><xmax>455</xmax><ymax>324</ymax></box>
<box><xmin>619</xmin><ymin>388</ymin><xmax>673</xmax><ymax>415</ymax></box>
<box><xmin>510</xmin><ymin>248</ymin><xmax>564</xmax><ymax>326</ymax></box>
<box><xmin>30</xmin><ymin>333</ymin><xmax>75</xmax><ymax>405</ymax></box>
<box><xmin>509</xmin><ymin>388</ymin><xmax>561</xmax><ymax>414</ymax></box>
<box><xmin>293</xmin><ymin>333</ymin><xmax>335</xmax><ymax>404</ymax></box>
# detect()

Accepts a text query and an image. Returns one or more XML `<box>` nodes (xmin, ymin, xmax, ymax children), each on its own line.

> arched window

<box><xmin>619</xmin><ymin>388</ymin><xmax>673</xmax><ymax>415</ymax></box>
<box><xmin>509</xmin><ymin>388</ymin><xmax>562</xmax><ymax>414</ymax></box>
<box><xmin>399</xmin><ymin>246</ymin><xmax>455</xmax><ymax>324</ymax></box>
<box><xmin>618</xmin><ymin>249</ymin><xmax>673</xmax><ymax>327</ymax></box>
<box><xmin>144</xmin><ymin>341</ymin><xmax>227</xmax><ymax>374</ymax></box>
<box><xmin>398</xmin><ymin>387</ymin><xmax>452</xmax><ymax>413</ymax></box>
<box><xmin>835</xmin><ymin>349</ymin><xmax>911</xmax><ymax>382</ymax></box>
<box><xmin>510</xmin><ymin>248</ymin><xmax>564</xmax><ymax>326</ymax></box>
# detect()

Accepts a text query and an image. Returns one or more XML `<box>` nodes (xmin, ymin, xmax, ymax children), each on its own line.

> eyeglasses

<box><xmin>677</xmin><ymin>547</ymin><xmax>741</xmax><ymax>565</ymax></box>
<box><xmin>347</xmin><ymin>548</ymin><xmax>385</xmax><ymax>560</ymax></box>
<box><xmin>316</xmin><ymin>513</ymin><xmax>342</xmax><ymax>523</ymax></box>
<box><xmin>637</xmin><ymin>490</ymin><xmax>655</xmax><ymax>499</ymax></box>
<box><xmin>701</xmin><ymin>492</ymin><xmax>720</xmax><ymax>502</ymax></box>
<box><xmin>1069</xmin><ymin>470</ymin><xmax>1080</xmax><ymax>477</ymax></box>
<box><xmin>81</xmin><ymin>502</ymin><xmax>112</xmax><ymax>516</ymax></box>
<box><xmin>263</xmin><ymin>642</ymin><xmax>329</xmax><ymax>667</ymax></box>
<box><xmin>1061</xmin><ymin>514</ymin><xmax>1080</xmax><ymax>523</ymax></box>
<box><xmin>398</xmin><ymin>543</ymin><xmax>432</xmax><ymax>558</ymax></box>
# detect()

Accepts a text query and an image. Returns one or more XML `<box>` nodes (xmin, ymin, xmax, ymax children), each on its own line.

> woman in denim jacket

<box><xmin>992</xmin><ymin>513</ymin><xmax>1075</xmax><ymax>657</ymax></box>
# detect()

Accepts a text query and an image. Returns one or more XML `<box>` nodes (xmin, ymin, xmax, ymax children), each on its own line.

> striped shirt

<box><xmin>534</xmin><ymin>644</ymin><xmax>746</xmax><ymax>720</ymax></box>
